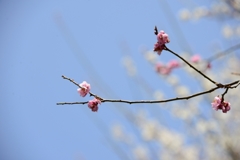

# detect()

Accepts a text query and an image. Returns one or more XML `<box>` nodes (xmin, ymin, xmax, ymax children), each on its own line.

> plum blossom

<box><xmin>221</xmin><ymin>102</ymin><xmax>231</xmax><ymax>113</ymax></box>
<box><xmin>154</xmin><ymin>30</ymin><xmax>170</xmax><ymax>55</ymax></box>
<box><xmin>155</xmin><ymin>62</ymin><xmax>172</xmax><ymax>75</ymax></box>
<box><xmin>154</xmin><ymin>43</ymin><xmax>165</xmax><ymax>55</ymax></box>
<box><xmin>157</xmin><ymin>30</ymin><xmax>170</xmax><ymax>44</ymax></box>
<box><xmin>88</xmin><ymin>98</ymin><xmax>101</xmax><ymax>112</ymax></box>
<box><xmin>77</xmin><ymin>81</ymin><xmax>90</xmax><ymax>97</ymax></box>
<box><xmin>211</xmin><ymin>96</ymin><xmax>221</xmax><ymax>110</ymax></box>
<box><xmin>191</xmin><ymin>55</ymin><xmax>201</xmax><ymax>63</ymax></box>
<box><xmin>167</xmin><ymin>60</ymin><xmax>180</xmax><ymax>69</ymax></box>
<box><xmin>211</xmin><ymin>96</ymin><xmax>231</xmax><ymax>113</ymax></box>
<box><xmin>155</xmin><ymin>60</ymin><xmax>179</xmax><ymax>75</ymax></box>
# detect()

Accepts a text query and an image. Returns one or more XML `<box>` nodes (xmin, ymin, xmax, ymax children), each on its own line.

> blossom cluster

<box><xmin>153</xmin><ymin>30</ymin><xmax>170</xmax><ymax>55</ymax></box>
<box><xmin>77</xmin><ymin>81</ymin><xmax>100</xmax><ymax>112</ymax></box>
<box><xmin>70</xmin><ymin>30</ymin><xmax>232</xmax><ymax>114</ymax></box>
<box><xmin>191</xmin><ymin>55</ymin><xmax>201</xmax><ymax>63</ymax></box>
<box><xmin>77</xmin><ymin>81</ymin><xmax>90</xmax><ymax>97</ymax></box>
<box><xmin>211</xmin><ymin>96</ymin><xmax>231</xmax><ymax>113</ymax></box>
<box><xmin>155</xmin><ymin>60</ymin><xmax>180</xmax><ymax>75</ymax></box>
<box><xmin>155</xmin><ymin>55</ymin><xmax>209</xmax><ymax>75</ymax></box>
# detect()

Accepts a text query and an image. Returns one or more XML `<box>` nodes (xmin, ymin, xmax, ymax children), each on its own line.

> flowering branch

<box><xmin>57</xmin><ymin>27</ymin><xmax>240</xmax><ymax>113</ymax></box>
<box><xmin>57</xmin><ymin>75</ymin><xmax>239</xmax><ymax>112</ymax></box>
<box><xmin>61</xmin><ymin>75</ymin><xmax>102</xmax><ymax>100</ymax></box>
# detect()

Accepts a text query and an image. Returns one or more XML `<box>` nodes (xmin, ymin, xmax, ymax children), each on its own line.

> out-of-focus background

<box><xmin>1</xmin><ymin>0</ymin><xmax>240</xmax><ymax>160</ymax></box>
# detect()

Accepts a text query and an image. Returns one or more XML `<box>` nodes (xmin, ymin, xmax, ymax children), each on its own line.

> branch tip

<box><xmin>154</xmin><ymin>26</ymin><xmax>158</xmax><ymax>35</ymax></box>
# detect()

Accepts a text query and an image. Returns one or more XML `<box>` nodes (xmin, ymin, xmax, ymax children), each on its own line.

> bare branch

<box><xmin>207</xmin><ymin>43</ymin><xmax>240</xmax><ymax>62</ymax></box>
<box><xmin>57</xmin><ymin>101</ymin><xmax>88</xmax><ymax>105</ymax></box>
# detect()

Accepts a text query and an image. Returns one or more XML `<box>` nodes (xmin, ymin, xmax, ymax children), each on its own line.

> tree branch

<box><xmin>57</xmin><ymin>75</ymin><xmax>239</xmax><ymax>105</ymax></box>
<box><xmin>164</xmin><ymin>46</ymin><xmax>218</xmax><ymax>85</ymax></box>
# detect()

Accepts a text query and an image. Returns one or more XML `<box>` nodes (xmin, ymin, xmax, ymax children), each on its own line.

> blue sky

<box><xmin>0</xmin><ymin>0</ymin><xmax>233</xmax><ymax>160</ymax></box>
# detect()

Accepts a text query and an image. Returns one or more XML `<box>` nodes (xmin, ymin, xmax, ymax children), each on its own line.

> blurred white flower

<box><xmin>196</xmin><ymin>120</ymin><xmax>208</xmax><ymax>133</ymax></box>
<box><xmin>122</xmin><ymin>56</ymin><xmax>137</xmax><ymax>76</ymax></box>
<box><xmin>230</xmin><ymin>0</ymin><xmax>240</xmax><ymax>11</ymax></box>
<box><xmin>193</xmin><ymin>6</ymin><xmax>208</xmax><ymax>20</ymax></box>
<box><xmin>222</xmin><ymin>25</ymin><xmax>233</xmax><ymax>38</ymax></box>
<box><xmin>133</xmin><ymin>145</ymin><xmax>149</xmax><ymax>160</ymax></box>
<box><xmin>182</xmin><ymin>146</ymin><xmax>198</xmax><ymax>160</ymax></box>
<box><xmin>144</xmin><ymin>51</ymin><xmax>158</xmax><ymax>64</ymax></box>
<box><xmin>166</xmin><ymin>75</ymin><xmax>179</xmax><ymax>86</ymax></box>
<box><xmin>141</xmin><ymin>119</ymin><xmax>159</xmax><ymax>141</ymax></box>
<box><xmin>111</xmin><ymin>123</ymin><xmax>124</xmax><ymax>140</ymax></box>
<box><xmin>176</xmin><ymin>85</ymin><xmax>190</xmax><ymax>96</ymax></box>
<box><xmin>153</xmin><ymin>90</ymin><xmax>164</xmax><ymax>100</ymax></box>
<box><xmin>179</xmin><ymin>9</ymin><xmax>191</xmax><ymax>21</ymax></box>
<box><xmin>236</xmin><ymin>25</ymin><xmax>240</xmax><ymax>36</ymax></box>
<box><xmin>211</xmin><ymin>3</ymin><xmax>230</xmax><ymax>15</ymax></box>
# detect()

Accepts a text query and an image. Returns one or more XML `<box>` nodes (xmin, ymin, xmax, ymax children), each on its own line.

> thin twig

<box><xmin>164</xmin><ymin>46</ymin><xmax>218</xmax><ymax>85</ymax></box>
<box><xmin>154</xmin><ymin>26</ymin><xmax>158</xmax><ymax>35</ymax></box>
<box><xmin>56</xmin><ymin>86</ymin><xmax>218</xmax><ymax>105</ymax></box>
<box><xmin>207</xmin><ymin>43</ymin><xmax>240</xmax><ymax>62</ymax></box>
<box><xmin>61</xmin><ymin>75</ymin><xmax>102</xmax><ymax>100</ymax></box>
<box><xmin>231</xmin><ymin>72</ymin><xmax>240</xmax><ymax>76</ymax></box>
<box><xmin>221</xmin><ymin>88</ymin><xmax>229</xmax><ymax>103</ymax></box>
<box><xmin>57</xmin><ymin>101</ymin><xmax>89</xmax><ymax>105</ymax></box>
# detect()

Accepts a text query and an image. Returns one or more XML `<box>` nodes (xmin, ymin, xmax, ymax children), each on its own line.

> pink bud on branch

<box><xmin>77</xmin><ymin>81</ymin><xmax>91</xmax><ymax>97</ymax></box>
<box><xmin>191</xmin><ymin>55</ymin><xmax>201</xmax><ymax>63</ymax></box>
<box><xmin>153</xmin><ymin>30</ymin><xmax>170</xmax><ymax>55</ymax></box>
<box><xmin>211</xmin><ymin>96</ymin><xmax>231</xmax><ymax>113</ymax></box>
<box><xmin>167</xmin><ymin>60</ymin><xmax>180</xmax><ymax>69</ymax></box>
<box><xmin>88</xmin><ymin>98</ymin><xmax>101</xmax><ymax>112</ymax></box>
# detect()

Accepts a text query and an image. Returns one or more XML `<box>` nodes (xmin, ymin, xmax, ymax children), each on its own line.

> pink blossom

<box><xmin>155</xmin><ymin>62</ymin><xmax>172</xmax><ymax>75</ymax></box>
<box><xmin>77</xmin><ymin>81</ymin><xmax>91</xmax><ymax>97</ymax></box>
<box><xmin>155</xmin><ymin>62</ymin><xmax>163</xmax><ymax>72</ymax></box>
<box><xmin>157</xmin><ymin>30</ymin><xmax>170</xmax><ymax>44</ymax></box>
<box><xmin>154</xmin><ymin>42</ymin><xmax>165</xmax><ymax>55</ymax></box>
<box><xmin>191</xmin><ymin>55</ymin><xmax>201</xmax><ymax>63</ymax></box>
<box><xmin>211</xmin><ymin>96</ymin><xmax>231</xmax><ymax>113</ymax></box>
<box><xmin>167</xmin><ymin>60</ymin><xmax>180</xmax><ymax>69</ymax></box>
<box><xmin>221</xmin><ymin>102</ymin><xmax>231</xmax><ymax>113</ymax></box>
<box><xmin>88</xmin><ymin>98</ymin><xmax>101</xmax><ymax>112</ymax></box>
<box><xmin>154</xmin><ymin>30</ymin><xmax>170</xmax><ymax>55</ymax></box>
<box><xmin>160</xmin><ymin>68</ymin><xmax>171</xmax><ymax>75</ymax></box>
<box><xmin>211</xmin><ymin>96</ymin><xmax>221</xmax><ymax>110</ymax></box>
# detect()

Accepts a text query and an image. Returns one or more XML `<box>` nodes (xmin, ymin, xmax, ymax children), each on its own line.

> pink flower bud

<box><xmin>211</xmin><ymin>96</ymin><xmax>221</xmax><ymax>110</ymax></box>
<box><xmin>154</xmin><ymin>42</ymin><xmax>165</xmax><ymax>55</ymax></box>
<box><xmin>77</xmin><ymin>81</ymin><xmax>91</xmax><ymax>97</ymax></box>
<box><xmin>154</xmin><ymin>30</ymin><xmax>170</xmax><ymax>55</ymax></box>
<box><xmin>221</xmin><ymin>102</ymin><xmax>231</xmax><ymax>113</ymax></box>
<box><xmin>211</xmin><ymin>96</ymin><xmax>231</xmax><ymax>113</ymax></box>
<box><xmin>191</xmin><ymin>55</ymin><xmax>201</xmax><ymax>63</ymax></box>
<box><xmin>155</xmin><ymin>62</ymin><xmax>172</xmax><ymax>75</ymax></box>
<box><xmin>155</xmin><ymin>62</ymin><xmax>163</xmax><ymax>72</ymax></box>
<box><xmin>167</xmin><ymin>60</ymin><xmax>180</xmax><ymax>69</ymax></box>
<box><xmin>160</xmin><ymin>67</ymin><xmax>171</xmax><ymax>75</ymax></box>
<box><xmin>88</xmin><ymin>98</ymin><xmax>101</xmax><ymax>112</ymax></box>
